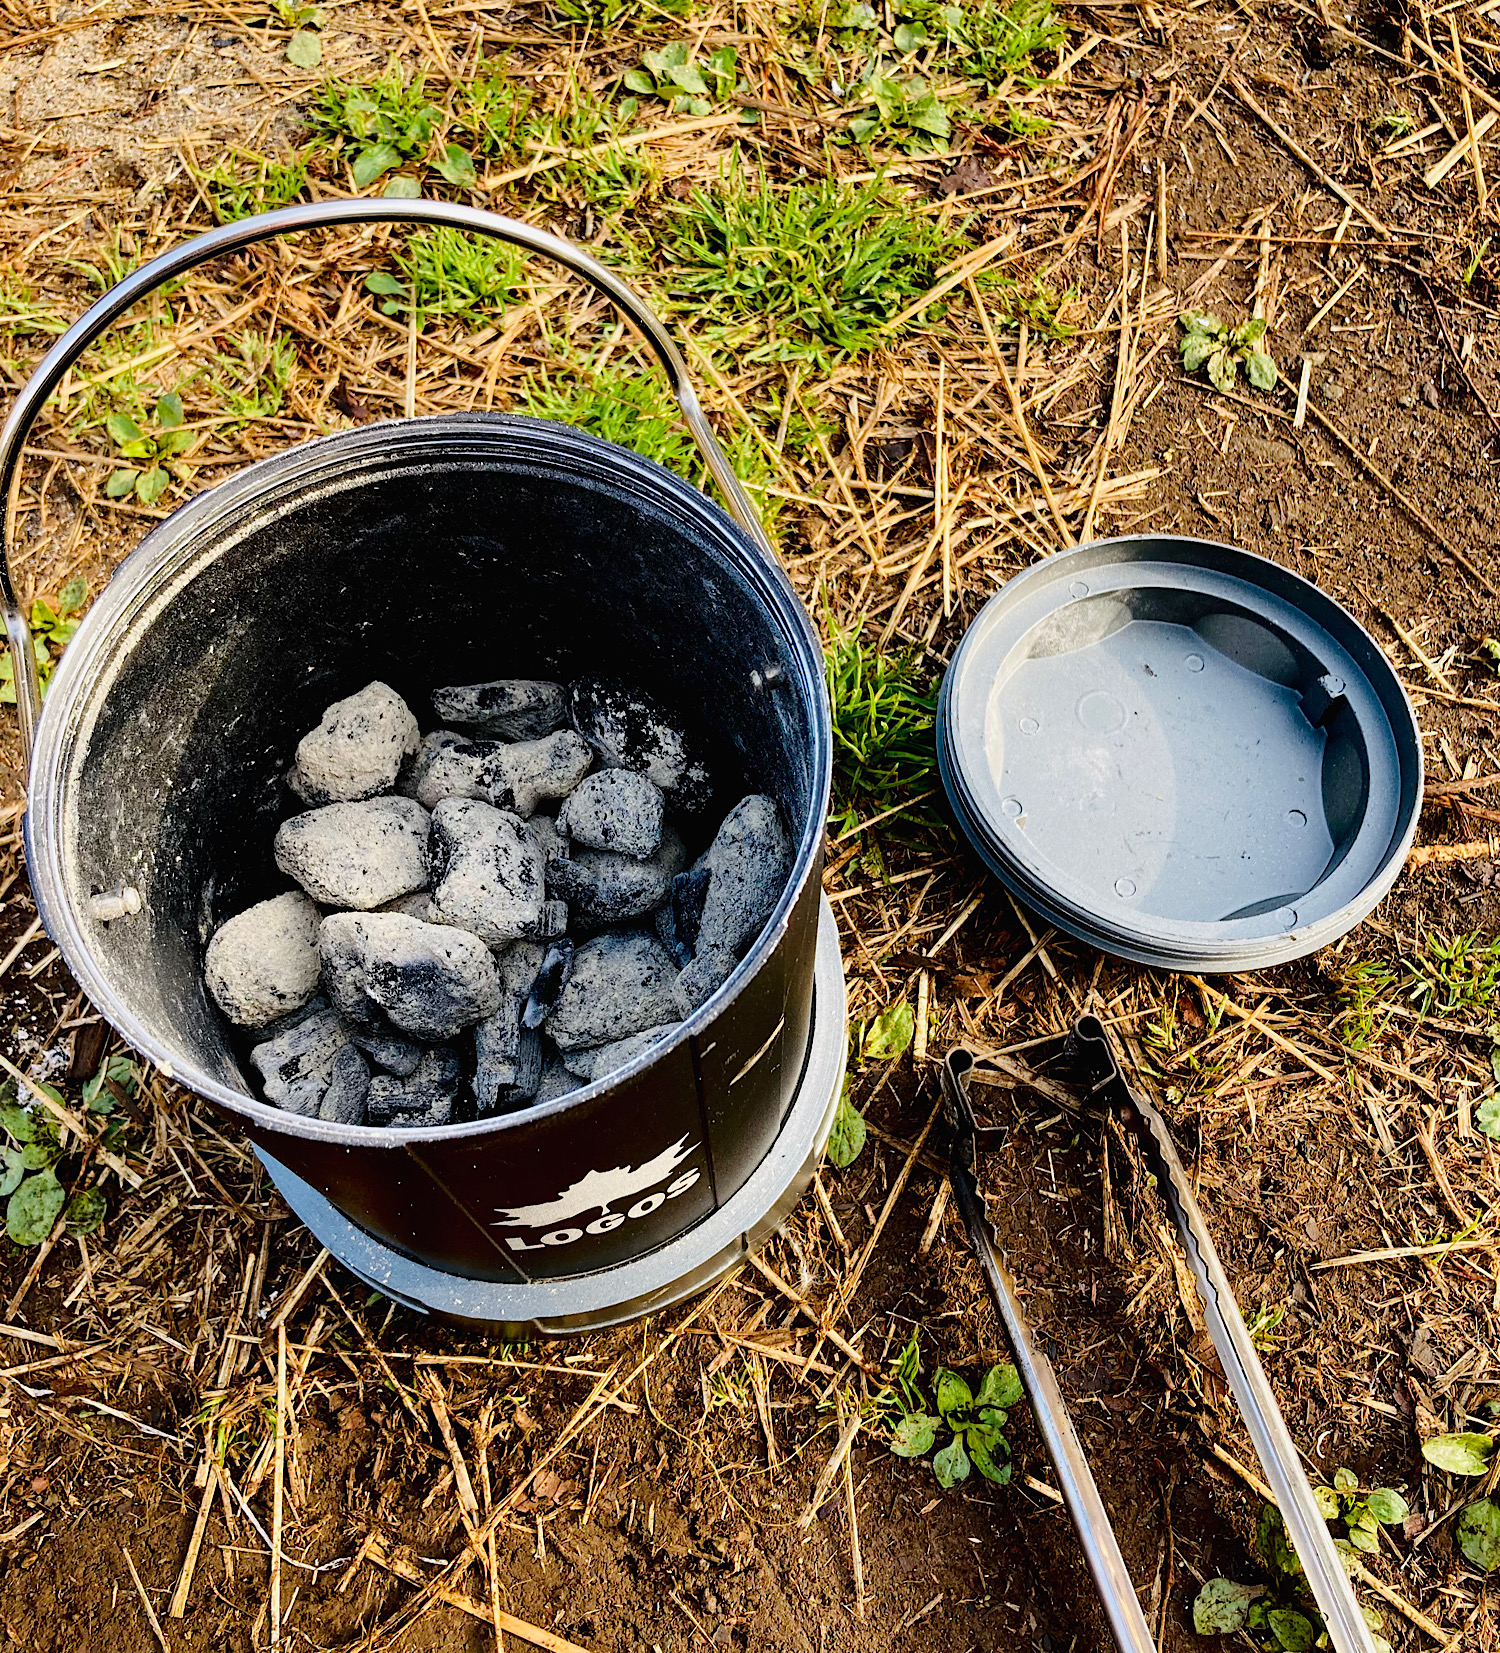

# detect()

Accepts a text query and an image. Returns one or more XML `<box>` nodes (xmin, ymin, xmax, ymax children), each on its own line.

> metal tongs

<box><xmin>940</xmin><ymin>1015</ymin><xmax>1377</xmax><ymax>1653</ymax></box>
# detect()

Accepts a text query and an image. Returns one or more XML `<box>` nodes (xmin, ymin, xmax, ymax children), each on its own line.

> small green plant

<box><xmin>1465</xmin><ymin>238</ymin><xmax>1491</xmax><ymax>286</ymax></box>
<box><xmin>1179</xmin><ymin>311</ymin><xmax>1276</xmax><ymax>393</ymax></box>
<box><xmin>1245</xmin><ymin>1302</ymin><xmax>1288</xmax><ymax>1353</ymax></box>
<box><xmin>1313</xmin><ymin>1467</ymin><xmax>1408</xmax><ymax>1556</ymax></box>
<box><xmin>845</xmin><ymin>66</ymin><xmax>956</xmax><ymax>155</ymax></box>
<box><xmin>1337</xmin><ymin>959</ymin><xmax>1397</xmax><ymax>1050</ymax></box>
<box><xmin>0</xmin><ymin>277</ymin><xmax>66</xmax><ymax>338</ymax></box>
<box><xmin>1375</xmin><ymin>107</ymin><xmax>1414</xmax><ymax>139</ymax></box>
<box><xmin>622</xmin><ymin>42</ymin><xmax>742</xmax><ymax>116</ymax></box>
<box><xmin>553</xmin><ymin>0</ymin><xmax>691</xmax><ymax>27</ymax></box>
<box><xmin>663</xmin><ymin>169</ymin><xmax>976</xmax><ymax>363</ymax></box>
<box><xmin>518</xmin><ymin>77</ymin><xmax>657</xmax><ymax>216</ymax></box>
<box><xmin>364</xmin><ymin>227</ymin><xmax>523</xmax><ymax>329</ymax></box>
<box><xmin>258</xmin><ymin>0</ymin><xmax>324</xmax><ymax>67</ymax></box>
<box><xmin>1193</xmin><ymin>1504</ymin><xmax>1393</xmax><ymax>1652</ymax></box>
<box><xmin>310</xmin><ymin>62</ymin><xmax>476</xmax><ymax>194</ymax></box>
<box><xmin>0</xmin><ymin>577</ymin><xmax>86</xmax><ymax>706</ymax></box>
<box><xmin>823</xmin><ymin>616</ymin><xmax>939</xmax><ymax>816</ymax></box>
<box><xmin>1405</xmin><ymin>931</ymin><xmax>1500</xmax><ymax>1019</ymax></box>
<box><xmin>210</xmin><ymin>330</ymin><xmax>297</xmax><ymax>422</ymax></box>
<box><xmin>451</xmin><ymin>56</ymin><xmax>534</xmax><ymax>159</ymax></box>
<box><xmin>1459</xmin><ymin>1498</ymin><xmax>1500</xmax><ymax>1571</ymax></box>
<box><xmin>856</xmin><ymin>1001</ymin><xmax>916</xmax><ymax>1062</ymax></box>
<box><xmin>880</xmin><ymin>1333</ymin><xmax>1023</xmax><ymax>1488</ymax></box>
<box><xmin>202</xmin><ymin>149</ymin><xmax>310</xmax><ymax>223</ymax></box>
<box><xmin>894</xmin><ymin>0</ymin><xmax>1064</xmax><ymax>85</ymax></box>
<box><xmin>0</xmin><ymin>1059</ymin><xmax>136</xmax><ymax>1245</ymax></box>
<box><xmin>827</xmin><ymin>1080</ymin><xmax>867</xmax><ymax>1168</ymax></box>
<box><xmin>106</xmin><ymin>390</ymin><xmax>194</xmax><ymax>505</ymax></box>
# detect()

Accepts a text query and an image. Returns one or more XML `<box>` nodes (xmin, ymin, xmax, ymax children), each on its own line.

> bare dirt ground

<box><xmin>1</xmin><ymin>0</ymin><xmax>1500</xmax><ymax>1650</ymax></box>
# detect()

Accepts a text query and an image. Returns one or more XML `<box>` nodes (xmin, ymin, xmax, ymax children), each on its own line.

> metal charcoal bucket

<box><xmin>2</xmin><ymin>201</ymin><xmax>843</xmax><ymax>1334</ymax></box>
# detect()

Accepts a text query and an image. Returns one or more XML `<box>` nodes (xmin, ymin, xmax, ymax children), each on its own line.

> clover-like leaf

<box><xmin>934</xmin><ymin>1367</ymin><xmax>973</xmax><ymax>1420</ymax></box>
<box><xmin>107</xmin><ymin>468</ymin><xmax>139</xmax><ymax>499</ymax></box>
<box><xmin>622</xmin><ymin>68</ymin><xmax>655</xmax><ymax>94</ymax></box>
<box><xmin>64</xmin><ymin>1184</ymin><xmax>107</xmax><ymax>1236</ymax></box>
<box><xmin>1333</xmin><ymin>1467</ymin><xmax>1358</xmax><ymax>1493</ymax></box>
<box><xmin>932</xmin><ymin>1434</ymin><xmax>970</xmax><ymax>1488</ymax></box>
<box><xmin>1246</xmin><ymin>348</ymin><xmax>1277</xmax><ymax>391</ymax></box>
<box><xmin>1314</xmin><ymin>1484</ymin><xmax>1341</xmax><ymax>1519</ymax></box>
<box><xmin>1422</xmin><ymin>1432</ymin><xmax>1495</xmax><ymax>1476</ymax></box>
<box><xmin>7</xmin><ymin>1167</ymin><xmax>65</xmax><ymax>1245</ymax></box>
<box><xmin>433</xmin><ymin>143</ymin><xmax>477</xmax><ymax>187</ymax></box>
<box><xmin>863</xmin><ymin>1000</ymin><xmax>914</xmax><ymax>1059</ymax></box>
<box><xmin>1268</xmin><ymin>1609</ymin><xmax>1316</xmax><ymax>1651</ymax></box>
<box><xmin>286</xmin><ymin>27</ymin><xmax>321</xmax><ymax>67</ymax></box>
<box><xmin>1207</xmin><ymin>346</ymin><xmax>1239</xmax><ymax>392</ymax></box>
<box><xmin>352</xmin><ymin>141</ymin><xmax>401</xmax><ymax>188</ymax></box>
<box><xmin>1366</xmin><ymin>1488</ymin><xmax>1409</xmax><ymax>1525</ymax></box>
<box><xmin>155</xmin><ymin>390</ymin><xmax>184</xmax><ymax>429</ymax></box>
<box><xmin>136</xmin><ymin>466</ymin><xmax>170</xmax><ymax>506</ymax></box>
<box><xmin>1478</xmin><ymin>1094</ymin><xmax>1500</xmax><ymax>1139</ymax></box>
<box><xmin>57</xmin><ymin>576</ymin><xmax>87</xmax><ymax>616</ymax></box>
<box><xmin>1181</xmin><ymin>332</ymin><xmax>1217</xmax><ymax>372</ymax></box>
<box><xmin>1181</xmin><ymin>310</ymin><xmax>1224</xmax><ymax>337</ymax></box>
<box><xmin>381</xmin><ymin>174</ymin><xmax>422</xmax><ymax>199</ymax></box>
<box><xmin>890</xmin><ymin>1412</ymin><xmax>939</xmax><ymax>1457</ymax></box>
<box><xmin>1192</xmin><ymin>1578</ymin><xmax>1263</xmax><ymax>1635</ymax></box>
<box><xmin>827</xmin><ymin>1085</ymin><xmax>866</xmax><ymax>1169</ymax></box>
<box><xmin>976</xmin><ymin>1363</ymin><xmax>1023</xmax><ymax>1411</ymax></box>
<box><xmin>966</xmin><ymin>1426</ymin><xmax>1010</xmax><ymax>1484</ymax></box>
<box><xmin>1459</xmin><ymin>1498</ymin><xmax>1500</xmax><ymax>1571</ymax></box>
<box><xmin>1347</xmin><ymin>1524</ymin><xmax>1379</xmax><ymax>1553</ymax></box>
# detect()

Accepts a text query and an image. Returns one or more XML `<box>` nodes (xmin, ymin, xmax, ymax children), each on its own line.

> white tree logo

<box><xmin>493</xmin><ymin>1135</ymin><xmax>698</xmax><ymax>1230</ymax></box>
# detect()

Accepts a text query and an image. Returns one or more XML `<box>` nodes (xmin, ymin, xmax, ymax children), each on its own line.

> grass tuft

<box><xmin>824</xmin><ymin>615</ymin><xmax>941</xmax><ymax>830</ymax></box>
<box><xmin>663</xmin><ymin>170</ymin><xmax>972</xmax><ymax>363</ymax></box>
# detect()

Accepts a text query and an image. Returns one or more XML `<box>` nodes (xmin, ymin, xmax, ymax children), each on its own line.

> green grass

<box><xmin>662</xmin><ymin>171</ymin><xmax>974</xmax><ymax>364</ymax></box>
<box><xmin>309</xmin><ymin>60</ymin><xmax>476</xmax><ymax>192</ymax></box>
<box><xmin>824</xmin><ymin>616</ymin><xmax>941</xmax><ymax>831</ymax></box>
<box><xmin>451</xmin><ymin>55</ymin><xmax>534</xmax><ymax>158</ymax></box>
<box><xmin>202</xmin><ymin>149</ymin><xmax>310</xmax><ymax>222</ymax></box>
<box><xmin>551</xmin><ymin>0</ymin><xmax>693</xmax><ymax>29</ymax></box>
<box><xmin>1406</xmin><ymin>932</ymin><xmax>1500</xmax><ymax>1019</ymax></box>
<box><xmin>366</xmin><ymin>227</ymin><xmax>525</xmax><ymax>329</ymax></box>
<box><xmin>209</xmin><ymin>330</ymin><xmax>297</xmax><ymax>422</ymax></box>
<box><xmin>520</xmin><ymin>77</ymin><xmax>657</xmax><ymax>215</ymax></box>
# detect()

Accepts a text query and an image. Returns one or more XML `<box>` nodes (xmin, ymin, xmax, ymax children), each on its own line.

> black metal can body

<box><xmin>27</xmin><ymin>415</ymin><xmax>832</xmax><ymax>1283</ymax></box>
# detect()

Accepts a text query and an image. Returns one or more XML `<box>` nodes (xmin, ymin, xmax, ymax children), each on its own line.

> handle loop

<box><xmin>0</xmin><ymin>199</ymin><xmax>773</xmax><ymax>762</ymax></box>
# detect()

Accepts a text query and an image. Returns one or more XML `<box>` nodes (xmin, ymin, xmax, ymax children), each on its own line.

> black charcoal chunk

<box><xmin>655</xmin><ymin>863</ymin><xmax>712</xmax><ymax>968</ymax></box>
<box><xmin>319</xmin><ymin>1043</ymin><xmax>371</xmax><ymax>1125</ymax></box>
<box><xmin>205</xmin><ymin>891</ymin><xmax>322</xmax><ymax>1028</ymax></box>
<box><xmin>289</xmin><ymin>681</ymin><xmax>420</xmax><ymax>804</ymax></box>
<box><xmin>522</xmin><ymin>939</ymin><xmax>574</xmax><ymax>1029</ymax></box>
<box><xmin>545</xmin><ymin>828</ymin><xmax>687</xmax><ymax>928</ymax></box>
<box><xmin>473</xmin><ymin>941</ymin><xmax>546</xmax><ymax>1113</ymax></box>
<box><xmin>426</xmin><ymin>799</ymin><xmax>545</xmax><ymax>945</ymax></box>
<box><xmin>546</xmin><ymin>931</ymin><xmax>681</xmax><ymax>1052</ymax></box>
<box><xmin>431</xmin><ymin>679</ymin><xmax>569</xmax><ymax>740</ymax></box>
<box><xmin>560</xmin><ymin>1023</ymin><xmax>679</xmax><ymax>1083</ymax></box>
<box><xmin>533</xmin><ymin>1045</ymin><xmax>580</xmax><ymax>1104</ymax></box>
<box><xmin>348</xmin><ymin>1016</ymin><xmax>425</xmax><ymax>1078</ymax></box>
<box><xmin>275</xmin><ymin>797</ymin><xmax>430</xmax><ymax>910</ymax></box>
<box><xmin>366</xmin><ymin>1046</ymin><xmax>464</xmax><ymax>1128</ymax></box>
<box><xmin>674</xmin><ymin>796</ymin><xmax>792</xmax><ymax>1014</ymax></box>
<box><xmin>319</xmin><ymin>912</ymin><xmax>501</xmax><ymax>1041</ymax></box>
<box><xmin>250</xmin><ymin>1006</ymin><xmax>353</xmax><ymax>1116</ymax></box>
<box><xmin>570</xmin><ymin>679</ymin><xmax>711</xmax><ymax>812</ymax></box>
<box><xmin>558</xmin><ymin>769</ymin><xmax>664</xmax><ymax>859</ymax></box>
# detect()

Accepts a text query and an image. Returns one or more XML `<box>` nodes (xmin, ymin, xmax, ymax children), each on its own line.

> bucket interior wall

<box><xmin>36</xmin><ymin>416</ymin><xmax>829</xmax><ymax>1280</ymax></box>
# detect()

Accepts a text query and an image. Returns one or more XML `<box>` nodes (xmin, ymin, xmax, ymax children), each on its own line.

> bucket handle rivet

<box><xmin>0</xmin><ymin>199</ymin><xmax>776</xmax><ymax>767</ymax></box>
<box><xmin>88</xmin><ymin>887</ymin><xmax>143</xmax><ymax>923</ymax></box>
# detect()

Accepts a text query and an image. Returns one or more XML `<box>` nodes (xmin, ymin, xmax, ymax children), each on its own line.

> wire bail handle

<box><xmin>0</xmin><ymin>198</ymin><xmax>773</xmax><ymax>763</ymax></box>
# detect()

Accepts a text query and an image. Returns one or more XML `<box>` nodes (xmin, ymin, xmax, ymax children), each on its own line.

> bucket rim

<box><xmin>25</xmin><ymin>410</ymin><xmax>833</xmax><ymax>1142</ymax></box>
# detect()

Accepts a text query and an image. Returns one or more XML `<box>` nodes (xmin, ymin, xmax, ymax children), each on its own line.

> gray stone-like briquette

<box><xmin>426</xmin><ymin>799</ymin><xmax>545</xmax><ymax>945</ymax></box>
<box><xmin>275</xmin><ymin>797</ymin><xmax>430</xmax><ymax>909</ymax></box>
<box><xmin>205</xmin><ymin>890</ymin><xmax>322</xmax><ymax>1028</ymax></box>
<box><xmin>546</xmin><ymin>930</ymin><xmax>682</xmax><ymax>1052</ymax></box>
<box><xmin>431</xmin><ymin>680</ymin><xmax>569</xmax><ymax>740</ymax></box>
<box><xmin>559</xmin><ymin>769</ymin><xmax>664</xmax><ymax>859</ymax></box>
<box><xmin>570</xmin><ymin>679</ymin><xmax>711</xmax><ymax>812</ymax></box>
<box><xmin>289</xmin><ymin>681</ymin><xmax>419</xmax><ymax>804</ymax></box>
<box><xmin>319</xmin><ymin>911</ymin><xmax>501</xmax><ymax>1041</ymax></box>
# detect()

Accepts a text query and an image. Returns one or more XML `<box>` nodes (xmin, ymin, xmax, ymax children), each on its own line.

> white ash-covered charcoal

<box><xmin>398</xmin><ymin>730</ymin><xmax>467</xmax><ymax>802</ymax></box>
<box><xmin>411</xmin><ymin>731</ymin><xmax>593</xmax><ymax>818</ymax></box>
<box><xmin>289</xmin><ymin>681</ymin><xmax>420</xmax><ymax>804</ymax></box>
<box><xmin>426</xmin><ymin>799</ymin><xmax>543</xmax><ymax>945</ymax></box>
<box><xmin>204</xmin><ymin>890</ymin><xmax>321</xmax><ymax>1028</ymax></box>
<box><xmin>558</xmin><ymin>769</ymin><xmax>664</xmax><ymax>860</ymax></box>
<box><xmin>431</xmin><ymin>679</ymin><xmax>569</xmax><ymax>741</ymax></box>
<box><xmin>250</xmin><ymin>1002</ymin><xmax>357</xmax><ymax>1117</ymax></box>
<box><xmin>545</xmin><ymin>828</ymin><xmax>687</xmax><ymax>927</ymax></box>
<box><xmin>522</xmin><ymin>938</ymin><xmax>574</xmax><ymax>1030</ymax></box>
<box><xmin>366</xmin><ymin>1046</ymin><xmax>464</xmax><ymax>1128</ymax></box>
<box><xmin>320</xmin><ymin>1044</ymin><xmax>372</xmax><ymax>1125</ymax></box>
<box><xmin>493</xmin><ymin>730</ymin><xmax>593</xmax><ymax>817</ymax></box>
<box><xmin>409</xmin><ymin>737</ymin><xmax>506</xmax><ymax>810</ymax></box>
<box><xmin>473</xmin><ymin>941</ymin><xmax>545</xmax><ymax>1113</ymax></box>
<box><xmin>275</xmin><ymin>797</ymin><xmax>430</xmax><ymax>910</ymax></box>
<box><xmin>348</xmin><ymin>1016</ymin><xmax>425</xmax><ymax>1078</ymax></box>
<box><xmin>546</xmin><ymin>931</ymin><xmax>681</xmax><ymax>1052</ymax></box>
<box><xmin>570</xmin><ymin>678</ymin><xmax>711</xmax><ymax>813</ymax></box>
<box><xmin>560</xmin><ymin>1023</ymin><xmax>679</xmax><ymax>1083</ymax></box>
<box><xmin>673</xmin><ymin>795</ymin><xmax>792</xmax><ymax>1015</ymax></box>
<box><xmin>319</xmin><ymin>911</ymin><xmax>501</xmax><ymax>1041</ymax></box>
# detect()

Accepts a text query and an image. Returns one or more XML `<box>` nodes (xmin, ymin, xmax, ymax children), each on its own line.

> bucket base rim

<box><xmin>257</xmin><ymin>893</ymin><xmax>847</xmax><ymax>1337</ymax></box>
